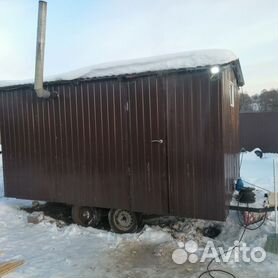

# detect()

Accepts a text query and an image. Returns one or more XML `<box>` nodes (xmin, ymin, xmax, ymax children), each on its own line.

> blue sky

<box><xmin>0</xmin><ymin>0</ymin><xmax>277</xmax><ymax>94</ymax></box>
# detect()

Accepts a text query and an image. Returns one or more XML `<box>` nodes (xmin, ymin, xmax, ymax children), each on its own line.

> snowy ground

<box><xmin>0</xmin><ymin>151</ymin><xmax>278</xmax><ymax>278</ymax></box>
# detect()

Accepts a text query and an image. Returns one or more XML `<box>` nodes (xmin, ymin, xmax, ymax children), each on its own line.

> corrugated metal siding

<box><xmin>221</xmin><ymin>68</ymin><xmax>240</xmax><ymax>214</ymax></box>
<box><xmin>166</xmin><ymin>71</ymin><xmax>225</xmax><ymax>220</ymax></box>
<box><xmin>0</xmin><ymin>67</ymin><xmax>239</xmax><ymax>220</ymax></box>
<box><xmin>0</xmin><ymin>80</ymin><xmax>131</xmax><ymax>210</ymax></box>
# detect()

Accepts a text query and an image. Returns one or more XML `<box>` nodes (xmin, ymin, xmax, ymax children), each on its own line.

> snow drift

<box><xmin>0</xmin><ymin>49</ymin><xmax>238</xmax><ymax>87</ymax></box>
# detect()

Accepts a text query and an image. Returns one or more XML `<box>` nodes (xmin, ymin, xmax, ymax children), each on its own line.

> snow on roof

<box><xmin>0</xmin><ymin>49</ymin><xmax>239</xmax><ymax>88</ymax></box>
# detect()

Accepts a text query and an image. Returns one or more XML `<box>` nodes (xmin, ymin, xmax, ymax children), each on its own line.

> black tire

<box><xmin>108</xmin><ymin>209</ymin><xmax>140</xmax><ymax>233</ymax></box>
<box><xmin>72</xmin><ymin>206</ymin><xmax>102</xmax><ymax>228</ymax></box>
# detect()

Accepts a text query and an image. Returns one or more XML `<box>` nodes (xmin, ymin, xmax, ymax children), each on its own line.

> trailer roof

<box><xmin>0</xmin><ymin>49</ymin><xmax>244</xmax><ymax>89</ymax></box>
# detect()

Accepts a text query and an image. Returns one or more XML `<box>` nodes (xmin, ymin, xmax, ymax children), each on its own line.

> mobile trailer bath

<box><xmin>0</xmin><ymin>50</ymin><xmax>244</xmax><ymax>232</ymax></box>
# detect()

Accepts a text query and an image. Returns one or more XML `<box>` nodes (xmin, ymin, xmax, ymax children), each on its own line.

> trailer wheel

<box><xmin>72</xmin><ymin>206</ymin><xmax>101</xmax><ymax>228</ymax></box>
<box><xmin>108</xmin><ymin>209</ymin><xmax>140</xmax><ymax>233</ymax></box>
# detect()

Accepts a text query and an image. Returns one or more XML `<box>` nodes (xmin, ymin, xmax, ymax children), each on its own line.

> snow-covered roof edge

<box><xmin>0</xmin><ymin>49</ymin><xmax>244</xmax><ymax>89</ymax></box>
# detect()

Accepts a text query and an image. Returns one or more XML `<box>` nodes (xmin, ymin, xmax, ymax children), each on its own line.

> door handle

<box><xmin>151</xmin><ymin>139</ymin><xmax>164</xmax><ymax>144</ymax></box>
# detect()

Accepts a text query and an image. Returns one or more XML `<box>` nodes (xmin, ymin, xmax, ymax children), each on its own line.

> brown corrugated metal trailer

<box><xmin>0</xmin><ymin>51</ymin><xmax>244</xmax><ymax>232</ymax></box>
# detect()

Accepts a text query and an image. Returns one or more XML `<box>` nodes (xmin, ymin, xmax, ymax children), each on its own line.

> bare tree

<box><xmin>239</xmin><ymin>89</ymin><xmax>278</xmax><ymax>112</ymax></box>
<box><xmin>240</xmin><ymin>93</ymin><xmax>252</xmax><ymax>112</ymax></box>
<box><xmin>259</xmin><ymin>89</ymin><xmax>278</xmax><ymax>112</ymax></box>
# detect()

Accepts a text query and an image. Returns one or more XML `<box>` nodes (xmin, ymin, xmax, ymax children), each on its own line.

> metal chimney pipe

<box><xmin>34</xmin><ymin>1</ymin><xmax>50</xmax><ymax>98</ymax></box>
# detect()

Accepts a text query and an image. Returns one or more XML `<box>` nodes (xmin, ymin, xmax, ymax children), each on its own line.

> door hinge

<box><xmin>125</xmin><ymin>101</ymin><xmax>129</xmax><ymax>112</ymax></box>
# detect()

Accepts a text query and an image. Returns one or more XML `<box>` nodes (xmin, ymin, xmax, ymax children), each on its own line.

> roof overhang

<box><xmin>231</xmin><ymin>59</ymin><xmax>245</xmax><ymax>87</ymax></box>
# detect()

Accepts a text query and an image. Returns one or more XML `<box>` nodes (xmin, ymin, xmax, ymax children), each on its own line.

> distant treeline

<box><xmin>240</xmin><ymin>89</ymin><xmax>278</xmax><ymax>112</ymax></box>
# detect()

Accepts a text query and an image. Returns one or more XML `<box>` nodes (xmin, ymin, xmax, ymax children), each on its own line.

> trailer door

<box><xmin>127</xmin><ymin>75</ymin><xmax>168</xmax><ymax>214</ymax></box>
